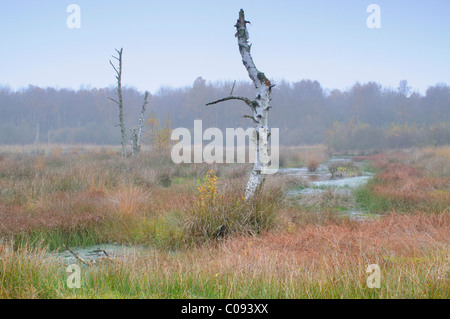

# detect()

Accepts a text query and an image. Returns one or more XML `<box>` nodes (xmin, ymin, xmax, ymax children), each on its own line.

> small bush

<box><xmin>156</xmin><ymin>169</ymin><xmax>173</xmax><ymax>187</ymax></box>
<box><xmin>183</xmin><ymin>170</ymin><xmax>282</xmax><ymax>242</ymax></box>
<box><xmin>307</xmin><ymin>158</ymin><xmax>320</xmax><ymax>172</ymax></box>
<box><xmin>328</xmin><ymin>161</ymin><xmax>361</xmax><ymax>179</ymax></box>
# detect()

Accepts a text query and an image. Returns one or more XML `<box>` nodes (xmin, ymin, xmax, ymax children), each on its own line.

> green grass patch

<box><xmin>1</xmin><ymin>244</ymin><xmax>447</xmax><ymax>299</ymax></box>
<box><xmin>354</xmin><ymin>181</ymin><xmax>390</xmax><ymax>213</ymax></box>
<box><xmin>360</xmin><ymin>160</ymin><xmax>379</xmax><ymax>174</ymax></box>
<box><xmin>12</xmin><ymin>226</ymin><xmax>108</xmax><ymax>251</ymax></box>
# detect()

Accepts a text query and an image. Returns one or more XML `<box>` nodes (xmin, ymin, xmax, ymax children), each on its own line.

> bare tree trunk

<box><xmin>129</xmin><ymin>92</ymin><xmax>149</xmax><ymax>156</ymax></box>
<box><xmin>136</xmin><ymin>91</ymin><xmax>149</xmax><ymax>154</ymax></box>
<box><xmin>130</xmin><ymin>127</ymin><xmax>138</xmax><ymax>156</ymax></box>
<box><xmin>109</xmin><ymin>48</ymin><xmax>126</xmax><ymax>157</ymax></box>
<box><xmin>207</xmin><ymin>9</ymin><xmax>273</xmax><ymax>200</ymax></box>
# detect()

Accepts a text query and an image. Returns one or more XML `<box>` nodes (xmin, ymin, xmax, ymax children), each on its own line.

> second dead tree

<box><xmin>109</xmin><ymin>49</ymin><xmax>149</xmax><ymax>156</ymax></box>
<box><xmin>133</xmin><ymin>91</ymin><xmax>149</xmax><ymax>155</ymax></box>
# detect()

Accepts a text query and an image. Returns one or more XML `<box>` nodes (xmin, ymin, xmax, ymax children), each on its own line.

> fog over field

<box><xmin>1</xmin><ymin>1</ymin><xmax>448</xmax><ymax>149</ymax></box>
<box><xmin>1</xmin><ymin>79</ymin><xmax>449</xmax><ymax>148</ymax></box>
<box><xmin>0</xmin><ymin>0</ymin><xmax>448</xmax><ymax>306</ymax></box>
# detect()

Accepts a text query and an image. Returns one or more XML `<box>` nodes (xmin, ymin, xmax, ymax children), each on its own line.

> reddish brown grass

<box><xmin>361</xmin><ymin>151</ymin><xmax>450</xmax><ymax>209</ymax></box>
<box><xmin>217</xmin><ymin>213</ymin><xmax>449</xmax><ymax>268</ymax></box>
<box><xmin>0</xmin><ymin>190</ymin><xmax>108</xmax><ymax>235</ymax></box>
<box><xmin>145</xmin><ymin>187</ymin><xmax>193</xmax><ymax>213</ymax></box>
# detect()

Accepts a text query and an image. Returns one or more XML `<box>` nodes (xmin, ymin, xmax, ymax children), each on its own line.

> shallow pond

<box><xmin>50</xmin><ymin>244</ymin><xmax>143</xmax><ymax>265</ymax></box>
<box><xmin>279</xmin><ymin>158</ymin><xmax>378</xmax><ymax>221</ymax></box>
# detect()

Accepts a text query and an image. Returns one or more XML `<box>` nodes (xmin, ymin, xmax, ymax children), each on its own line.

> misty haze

<box><xmin>0</xmin><ymin>1</ymin><xmax>448</xmax><ymax>304</ymax></box>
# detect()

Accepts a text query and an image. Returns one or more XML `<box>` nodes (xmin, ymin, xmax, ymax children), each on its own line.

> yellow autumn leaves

<box><xmin>197</xmin><ymin>170</ymin><xmax>218</xmax><ymax>207</ymax></box>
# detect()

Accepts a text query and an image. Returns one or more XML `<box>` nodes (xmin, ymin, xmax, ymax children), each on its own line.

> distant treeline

<box><xmin>0</xmin><ymin>78</ymin><xmax>449</xmax><ymax>150</ymax></box>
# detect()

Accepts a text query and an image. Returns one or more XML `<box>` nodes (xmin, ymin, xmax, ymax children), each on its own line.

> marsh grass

<box><xmin>1</xmin><ymin>211</ymin><xmax>448</xmax><ymax>299</ymax></box>
<box><xmin>278</xmin><ymin>145</ymin><xmax>328</xmax><ymax>168</ymax></box>
<box><xmin>0</xmin><ymin>144</ymin><xmax>449</xmax><ymax>299</ymax></box>
<box><xmin>298</xmin><ymin>188</ymin><xmax>355</xmax><ymax>209</ymax></box>
<box><xmin>354</xmin><ymin>149</ymin><xmax>450</xmax><ymax>214</ymax></box>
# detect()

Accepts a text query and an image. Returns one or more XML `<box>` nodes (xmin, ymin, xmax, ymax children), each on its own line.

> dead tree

<box><xmin>130</xmin><ymin>127</ymin><xmax>138</xmax><ymax>156</ymax></box>
<box><xmin>109</xmin><ymin>48</ymin><xmax>126</xmax><ymax>157</ymax></box>
<box><xmin>207</xmin><ymin>9</ymin><xmax>274</xmax><ymax>199</ymax></box>
<box><xmin>136</xmin><ymin>91</ymin><xmax>149</xmax><ymax>154</ymax></box>
<box><xmin>129</xmin><ymin>91</ymin><xmax>149</xmax><ymax>156</ymax></box>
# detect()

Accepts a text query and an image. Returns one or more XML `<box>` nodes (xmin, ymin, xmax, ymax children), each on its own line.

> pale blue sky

<box><xmin>1</xmin><ymin>0</ymin><xmax>449</xmax><ymax>94</ymax></box>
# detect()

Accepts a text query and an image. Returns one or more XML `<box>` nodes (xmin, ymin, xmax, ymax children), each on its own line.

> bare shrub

<box><xmin>307</xmin><ymin>157</ymin><xmax>320</xmax><ymax>172</ymax></box>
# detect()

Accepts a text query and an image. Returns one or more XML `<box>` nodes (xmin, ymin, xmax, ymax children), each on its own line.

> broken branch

<box><xmin>206</xmin><ymin>96</ymin><xmax>253</xmax><ymax>107</ymax></box>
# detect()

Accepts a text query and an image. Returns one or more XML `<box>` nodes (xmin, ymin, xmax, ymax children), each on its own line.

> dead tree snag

<box><xmin>207</xmin><ymin>9</ymin><xmax>274</xmax><ymax>199</ymax></box>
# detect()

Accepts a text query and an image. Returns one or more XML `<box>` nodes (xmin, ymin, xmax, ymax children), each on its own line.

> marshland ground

<box><xmin>0</xmin><ymin>144</ymin><xmax>448</xmax><ymax>299</ymax></box>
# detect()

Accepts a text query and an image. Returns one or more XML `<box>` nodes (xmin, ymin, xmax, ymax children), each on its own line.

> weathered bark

<box><xmin>136</xmin><ymin>91</ymin><xmax>149</xmax><ymax>154</ymax></box>
<box><xmin>207</xmin><ymin>9</ymin><xmax>273</xmax><ymax>199</ymax></box>
<box><xmin>109</xmin><ymin>48</ymin><xmax>126</xmax><ymax>157</ymax></box>
<box><xmin>130</xmin><ymin>127</ymin><xmax>138</xmax><ymax>156</ymax></box>
<box><xmin>129</xmin><ymin>91</ymin><xmax>149</xmax><ymax>156</ymax></box>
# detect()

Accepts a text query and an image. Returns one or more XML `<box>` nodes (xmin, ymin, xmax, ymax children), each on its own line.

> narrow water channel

<box><xmin>279</xmin><ymin>158</ymin><xmax>379</xmax><ymax>221</ymax></box>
